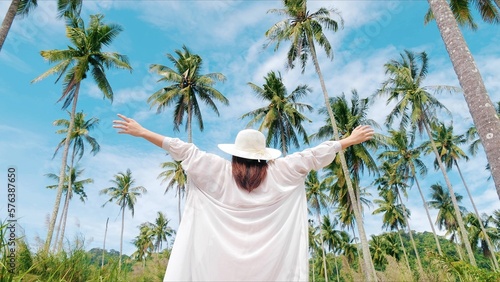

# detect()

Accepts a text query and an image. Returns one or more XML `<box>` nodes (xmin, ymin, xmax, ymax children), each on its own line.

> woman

<box><xmin>113</xmin><ymin>113</ymin><xmax>374</xmax><ymax>281</ymax></box>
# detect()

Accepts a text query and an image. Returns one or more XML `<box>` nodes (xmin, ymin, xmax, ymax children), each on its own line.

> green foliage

<box><xmin>429</xmin><ymin>252</ymin><xmax>500</xmax><ymax>282</ymax></box>
<box><xmin>1</xmin><ymin>215</ymin><xmax>171</xmax><ymax>281</ymax></box>
<box><xmin>308</xmin><ymin>230</ymin><xmax>500</xmax><ymax>281</ymax></box>
<box><xmin>0</xmin><ymin>221</ymin><xmax>15</xmax><ymax>282</ymax></box>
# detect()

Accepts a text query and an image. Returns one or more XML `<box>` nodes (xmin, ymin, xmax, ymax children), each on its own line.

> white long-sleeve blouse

<box><xmin>162</xmin><ymin>137</ymin><xmax>342</xmax><ymax>282</ymax></box>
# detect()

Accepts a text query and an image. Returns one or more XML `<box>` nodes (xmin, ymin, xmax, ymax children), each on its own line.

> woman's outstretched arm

<box><xmin>113</xmin><ymin>114</ymin><xmax>165</xmax><ymax>148</ymax></box>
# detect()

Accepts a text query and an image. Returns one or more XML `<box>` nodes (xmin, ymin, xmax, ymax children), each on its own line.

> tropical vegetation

<box><xmin>1</xmin><ymin>0</ymin><xmax>500</xmax><ymax>281</ymax></box>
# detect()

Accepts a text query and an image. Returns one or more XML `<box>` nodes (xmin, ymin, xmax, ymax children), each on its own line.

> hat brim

<box><xmin>218</xmin><ymin>144</ymin><xmax>281</xmax><ymax>160</ymax></box>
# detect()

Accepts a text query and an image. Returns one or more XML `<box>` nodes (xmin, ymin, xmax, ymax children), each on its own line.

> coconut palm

<box><xmin>491</xmin><ymin>209</ymin><xmax>500</xmax><ymax>250</ymax></box>
<box><xmin>45</xmin><ymin>165</ymin><xmax>92</xmax><ymax>251</ymax></box>
<box><xmin>313</xmin><ymin>92</ymin><xmax>378</xmax><ymax>278</ymax></box>
<box><xmin>308</xmin><ymin>219</ymin><xmax>321</xmax><ymax>282</ymax></box>
<box><xmin>312</xmin><ymin>91</ymin><xmax>379</xmax><ymax>222</ymax></box>
<box><xmin>100</xmin><ymin>169</ymin><xmax>147</xmax><ymax>271</ymax></box>
<box><xmin>148</xmin><ymin>45</ymin><xmax>228</xmax><ymax>143</ymax></box>
<box><xmin>312</xmin><ymin>91</ymin><xmax>379</xmax><ymax>181</ymax></box>
<box><xmin>264</xmin><ymin>1</ymin><xmax>376</xmax><ymax>279</ymax></box>
<box><xmin>464</xmin><ymin>213</ymin><xmax>499</xmax><ymax>265</ymax></box>
<box><xmin>0</xmin><ymin>0</ymin><xmax>82</xmax><ymax>51</ymax></box>
<box><xmin>424</xmin><ymin>0</ymin><xmax>500</xmax><ymax>30</ymax></box>
<box><xmin>375</xmin><ymin>49</ymin><xmax>476</xmax><ymax>266</ymax></box>
<box><xmin>241</xmin><ymin>70</ymin><xmax>313</xmax><ymax>155</ymax></box>
<box><xmin>369</xmin><ymin>234</ymin><xmax>388</xmax><ymax>269</ymax></box>
<box><xmin>378</xmin><ymin>129</ymin><xmax>444</xmax><ymax>256</ymax></box>
<box><xmin>158</xmin><ymin>160</ymin><xmax>186</xmax><ymax>223</ymax></box>
<box><xmin>150</xmin><ymin>211</ymin><xmax>175</xmax><ymax>255</ymax></box>
<box><xmin>305</xmin><ymin>170</ymin><xmax>332</xmax><ymax>282</ymax></box>
<box><xmin>132</xmin><ymin>223</ymin><xmax>154</xmax><ymax>266</ymax></box>
<box><xmin>52</xmin><ymin>111</ymin><xmax>100</xmax><ymax>251</ymax></box>
<box><xmin>372</xmin><ymin>166</ymin><xmax>412</xmax><ymax>273</ymax></box>
<box><xmin>321</xmin><ymin>215</ymin><xmax>350</xmax><ymax>282</ymax></box>
<box><xmin>32</xmin><ymin>14</ymin><xmax>131</xmax><ymax>252</ymax></box>
<box><xmin>427</xmin><ymin>0</ymin><xmax>500</xmax><ymax>201</ymax></box>
<box><xmin>428</xmin><ymin>182</ymin><xmax>467</xmax><ymax>260</ymax></box>
<box><xmin>0</xmin><ymin>0</ymin><xmax>36</xmax><ymax>52</ymax></box>
<box><xmin>422</xmin><ymin>121</ymin><xmax>499</xmax><ymax>269</ymax></box>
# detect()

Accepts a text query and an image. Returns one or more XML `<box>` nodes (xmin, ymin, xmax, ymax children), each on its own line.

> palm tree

<box><xmin>132</xmin><ymin>223</ymin><xmax>154</xmax><ymax>266</ymax></box>
<box><xmin>100</xmin><ymin>169</ymin><xmax>147</xmax><ymax>271</ymax></box>
<box><xmin>158</xmin><ymin>160</ymin><xmax>187</xmax><ymax>223</ymax></box>
<box><xmin>312</xmin><ymin>91</ymin><xmax>379</xmax><ymax>182</ymax></box>
<box><xmin>378</xmin><ymin>129</ymin><xmax>444</xmax><ymax>256</ymax></box>
<box><xmin>45</xmin><ymin>165</ymin><xmax>92</xmax><ymax>251</ymax></box>
<box><xmin>148</xmin><ymin>45</ymin><xmax>228</xmax><ymax>143</ymax></box>
<box><xmin>308</xmin><ymin>219</ymin><xmax>321</xmax><ymax>282</ymax></box>
<box><xmin>427</xmin><ymin>0</ymin><xmax>500</xmax><ymax>200</ymax></box>
<box><xmin>372</xmin><ymin>166</ymin><xmax>412</xmax><ymax>273</ymax></box>
<box><xmin>0</xmin><ymin>0</ymin><xmax>82</xmax><ymax>51</ymax></box>
<box><xmin>241</xmin><ymin>70</ymin><xmax>313</xmax><ymax>155</ymax></box>
<box><xmin>375</xmin><ymin>49</ymin><xmax>476</xmax><ymax>266</ymax></box>
<box><xmin>465</xmin><ymin>213</ymin><xmax>499</xmax><ymax>266</ymax></box>
<box><xmin>52</xmin><ymin>111</ymin><xmax>100</xmax><ymax>251</ymax></box>
<box><xmin>305</xmin><ymin>170</ymin><xmax>331</xmax><ymax>282</ymax></box>
<box><xmin>32</xmin><ymin>14</ymin><xmax>131</xmax><ymax>253</ymax></box>
<box><xmin>321</xmin><ymin>215</ymin><xmax>350</xmax><ymax>282</ymax></box>
<box><xmin>311</xmin><ymin>91</ymin><xmax>378</xmax><ymax>278</ymax></box>
<box><xmin>369</xmin><ymin>234</ymin><xmax>388</xmax><ymax>269</ymax></box>
<box><xmin>150</xmin><ymin>211</ymin><xmax>175</xmax><ymax>256</ymax></box>
<box><xmin>428</xmin><ymin>182</ymin><xmax>467</xmax><ymax>260</ymax></box>
<box><xmin>424</xmin><ymin>0</ymin><xmax>500</xmax><ymax>29</ymax></box>
<box><xmin>1</xmin><ymin>0</ymin><xmax>36</xmax><ymax>51</ymax></box>
<box><xmin>382</xmin><ymin>233</ymin><xmax>404</xmax><ymax>263</ymax></box>
<box><xmin>422</xmin><ymin>121</ymin><xmax>499</xmax><ymax>269</ymax></box>
<box><xmin>265</xmin><ymin>2</ymin><xmax>376</xmax><ymax>279</ymax></box>
<box><xmin>491</xmin><ymin>209</ymin><xmax>500</xmax><ymax>250</ymax></box>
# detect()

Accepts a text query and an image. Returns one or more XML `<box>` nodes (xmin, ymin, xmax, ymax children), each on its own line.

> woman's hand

<box><xmin>339</xmin><ymin>125</ymin><xmax>374</xmax><ymax>149</ymax></box>
<box><xmin>113</xmin><ymin>114</ymin><xmax>146</xmax><ymax>137</ymax></box>
<box><xmin>350</xmin><ymin>125</ymin><xmax>375</xmax><ymax>144</ymax></box>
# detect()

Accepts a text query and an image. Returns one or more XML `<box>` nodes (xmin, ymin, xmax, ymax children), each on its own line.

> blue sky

<box><xmin>1</xmin><ymin>1</ymin><xmax>499</xmax><ymax>256</ymax></box>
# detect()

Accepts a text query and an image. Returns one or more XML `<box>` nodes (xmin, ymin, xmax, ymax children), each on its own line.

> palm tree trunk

<box><xmin>311</xmin><ymin>249</ymin><xmax>316</xmax><ymax>282</ymax></box>
<box><xmin>102</xmin><ymin>217</ymin><xmax>109</xmax><ymax>269</ymax></box>
<box><xmin>350</xmin><ymin>228</ymin><xmax>365</xmax><ymax>277</ymax></box>
<box><xmin>307</xmin><ymin>38</ymin><xmax>376</xmax><ymax>281</ymax></box>
<box><xmin>453</xmin><ymin>232</ymin><xmax>464</xmax><ymax>261</ymax></box>
<box><xmin>44</xmin><ymin>83</ymin><xmax>80</xmax><ymax>253</ymax></box>
<box><xmin>58</xmin><ymin>152</ymin><xmax>76</xmax><ymax>252</ymax></box>
<box><xmin>334</xmin><ymin>255</ymin><xmax>340</xmax><ymax>282</ymax></box>
<box><xmin>52</xmin><ymin>201</ymin><xmax>65</xmax><ymax>252</ymax></box>
<box><xmin>182</xmin><ymin>100</ymin><xmax>193</xmax><ymax>223</ymax></box>
<box><xmin>187</xmin><ymin>101</ymin><xmax>193</xmax><ymax>143</ymax></box>
<box><xmin>57</xmin><ymin>178</ymin><xmax>71</xmax><ymax>252</ymax></box>
<box><xmin>411</xmin><ymin>165</ymin><xmax>443</xmax><ymax>255</ymax></box>
<box><xmin>280</xmin><ymin>119</ymin><xmax>287</xmax><ymax>155</ymax></box>
<box><xmin>455</xmin><ymin>161</ymin><xmax>499</xmax><ymax>270</ymax></box>
<box><xmin>178</xmin><ymin>192</ymin><xmax>182</xmax><ymax>224</ymax></box>
<box><xmin>396</xmin><ymin>192</ymin><xmax>424</xmax><ymax>275</ymax></box>
<box><xmin>395</xmin><ymin>228</ymin><xmax>411</xmax><ymax>274</ymax></box>
<box><xmin>119</xmin><ymin>206</ymin><xmax>125</xmax><ymax>272</ymax></box>
<box><xmin>428</xmin><ymin>0</ymin><xmax>500</xmax><ymax>200</ymax></box>
<box><xmin>0</xmin><ymin>0</ymin><xmax>20</xmax><ymax>51</ymax></box>
<box><xmin>423</xmin><ymin>119</ymin><xmax>476</xmax><ymax>266</ymax></box>
<box><xmin>317</xmin><ymin>214</ymin><xmax>329</xmax><ymax>282</ymax></box>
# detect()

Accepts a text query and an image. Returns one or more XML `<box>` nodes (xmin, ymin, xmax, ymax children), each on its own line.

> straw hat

<box><xmin>218</xmin><ymin>129</ymin><xmax>282</xmax><ymax>161</ymax></box>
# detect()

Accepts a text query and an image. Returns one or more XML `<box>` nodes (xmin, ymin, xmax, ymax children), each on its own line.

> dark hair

<box><xmin>231</xmin><ymin>156</ymin><xmax>268</xmax><ymax>192</ymax></box>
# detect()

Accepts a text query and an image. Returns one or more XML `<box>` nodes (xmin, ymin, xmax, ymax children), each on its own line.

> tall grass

<box><xmin>0</xmin><ymin>223</ymin><xmax>132</xmax><ymax>282</ymax></box>
<box><xmin>0</xmin><ymin>220</ymin><xmax>15</xmax><ymax>282</ymax></box>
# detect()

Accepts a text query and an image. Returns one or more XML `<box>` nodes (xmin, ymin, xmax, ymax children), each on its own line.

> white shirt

<box><xmin>162</xmin><ymin>137</ymin><xmax>341</xmax><ymax>281</ymax></box>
